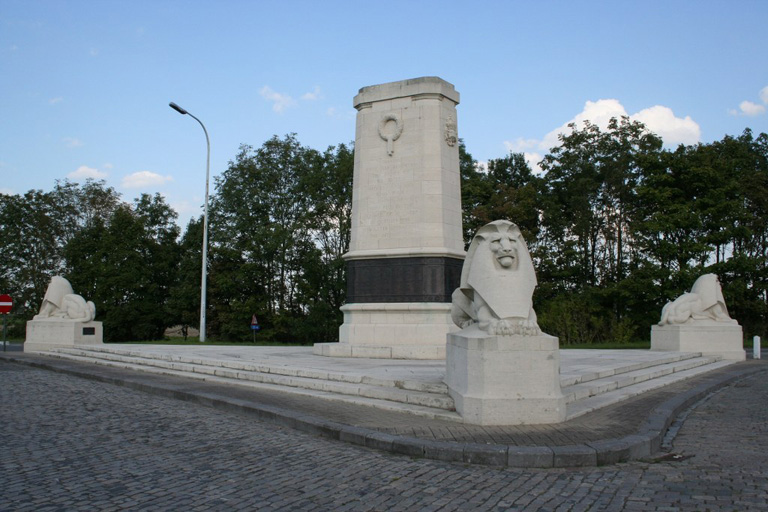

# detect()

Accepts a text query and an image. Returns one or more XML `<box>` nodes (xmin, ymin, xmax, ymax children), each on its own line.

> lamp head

<box><xmin>169</xmin><ymin>102</ymin><xmax>188</xmax><ymax>115</ymax></box>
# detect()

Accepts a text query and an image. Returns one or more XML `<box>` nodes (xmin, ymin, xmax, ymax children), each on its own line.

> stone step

<box><xmin>44</xmin><ymin>346</ymin><xmax>736</xmax><ymax>426</ymax></box>
<box><xmin>565</xmin><ymin>359</ymin><xmax>735</xmax><ymax>419</ymax></box>
<box><xmin>47</xmin><ymin>348</ymin><xmax>456</xmax><ymax>412</ymax></box>
<box><xmin>559</xmin><ymin>351</ymin><xmax>704</xmax><ymax>387</ymax></box>
<box><xmin>59</xmin><ymin>345</ymin><xmax>447</xmax><ymax>394</ymax></box>
<box><xmin>561</xmin><ymin>355</ymin><xmax>724</xmax><ymax>403</ymax></box>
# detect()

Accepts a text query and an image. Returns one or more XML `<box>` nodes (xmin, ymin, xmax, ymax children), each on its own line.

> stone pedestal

<box><xmin>445</xmin><ymin>326</ymin><xmax>566</xmax><ymax>425</ymax></box>
<box><xmin>24</xmin><ymin>320</ymin><xmax>103</xmax><ymax>353</ymax></box>
<box><xmin>314</xmin><ymin>76</ymin><xmax>465</xmax><ymax>359</ymax></box>
<box><xmin>314</xmin><ymin>303</ymin><xmax>452</xmax><ymax>359</ymax></box>
<box><xmin>651</xmin><ymin>322</ymin><xmax>745</xmax><ymax>361</ymax></box>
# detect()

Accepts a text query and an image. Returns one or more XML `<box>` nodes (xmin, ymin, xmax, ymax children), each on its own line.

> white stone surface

<box><xmin>651</xmin><ymin>322</ymin><xmax>746</xmax><ymax>361</ymax></box>
<box><xmin>652</xmin><ymin>273</ymin><xmax>745</xmax><ymax>361</ymax></box>
<box><xmin>24</xmin><ymin>320</ymin><xmax>103</xmax><ymax>353</ymax></box>
<box><xmin>323</xmin><ymin>76</ymin><xmax>466</xmax><ymax>359</ymax></box>
<box><xmin>451</xmin><ymin>220</ymin><xmax>540</xmax><ymax>336</ymax></box>
<box><xmin>345</xmin><ymin>76</ymin><xmax>464</xmax><ymax>261</ymax></box>
<box><xmin>25</xmin><ymin>275</ymin><xmax>102</xmax><ymax>352</ymax></box>
<box><xmin>314</xmin><ymin>303</ymin><xmax>455</xmax><ymax>359</ymax></box>
<box><xmin>445</xmin><ymin>326</ymin><xmax>566</xmax><ymax>425</ymax></box>
<box><xmin>34</xmin><ymin>276</ymin><xmax>96</xmax><ymax>322</ymax></box>
<box><xmin>39</xmin><ymin>344</ymin><xmax>732</xmax><ymax>424</ymax></box>
<box><xmin>659</xmin><ymin>273</ymin><xmax>736</xmax><ymax>325</ymax></box>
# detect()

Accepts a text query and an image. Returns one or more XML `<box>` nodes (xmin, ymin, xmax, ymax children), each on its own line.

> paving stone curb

<box><xmin>1</xmin><ymin>352</ymin><xmax>764</xmax><ymax>468</ymax></box>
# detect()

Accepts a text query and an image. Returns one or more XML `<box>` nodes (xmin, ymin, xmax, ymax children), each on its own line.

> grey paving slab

<box><xmin>3</xmin><ymin>347</ymin><xmax>766</xmax><ymax>474</ymax></box>
<box><xmin>5</xmin><ymin>358</ymin><xmax>764</xmax><ymax>512</ymax></box>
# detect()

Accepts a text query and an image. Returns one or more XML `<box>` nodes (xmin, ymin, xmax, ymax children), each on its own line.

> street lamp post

<box><xmin>169</xmin><ymin>102</ymin><xmax>210</xmax><ymax>342</ymax></box>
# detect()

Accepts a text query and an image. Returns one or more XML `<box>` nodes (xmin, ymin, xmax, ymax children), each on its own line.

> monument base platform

<box><xmin>651</xmin><ymin>322</ymin><xmax>745</xmax><ymax>361</ymax></box>
<box><xmin>445</xmin><ymin>327</ymin><xmax>566</xmax><ymax>425</ymax></box>
<box><xmin>24</xmin><ymin>320</ymin><xmax>104</xmax><ymax>353</ymax></box>
<box><xmin>313</xmin><ymin>342</ymin><xmax>445</xmax><ymax>359</ymax></box>
<box><xmin>313</xmin><ymin>302</ymin><xmax>455</xmax><ymax>359</ymax></box>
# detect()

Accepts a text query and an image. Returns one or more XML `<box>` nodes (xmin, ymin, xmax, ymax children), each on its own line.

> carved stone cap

<box><xmin>354</xmin><ymin>76</ymin><xmax>460</xmax><ymax>109</ymax></box>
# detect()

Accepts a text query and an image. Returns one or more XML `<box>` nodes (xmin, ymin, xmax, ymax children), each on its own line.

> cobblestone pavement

<box><xmin>1</xmin><ymin>361</ymin><xmax>766</xmax><ymax>511</ymax></box>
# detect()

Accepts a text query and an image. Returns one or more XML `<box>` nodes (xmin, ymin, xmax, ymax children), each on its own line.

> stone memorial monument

<box><xmin>314</xmin><ymin>77</ymin><xmax>465</xmax><ymax>359</ymax></box>
<box><xmin>651</xmin><ymin>273</ymin><xmax>745</xmax><ymax>361</ymax></box>
<box><xmin>445</xmin><ymin>220</ymin><xmax>566</xmax><ymax>425</ymax></box>
<box><xmin>24</xmin><ymin>276</ymin><xmax>103</xmax><ymax>352</ymax></box>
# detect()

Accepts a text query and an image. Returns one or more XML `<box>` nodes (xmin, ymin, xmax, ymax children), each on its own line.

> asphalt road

<box><xmin>1</xmin><ymin>361</ymin><xmax>766</xmax><ymax>511</ymax></box>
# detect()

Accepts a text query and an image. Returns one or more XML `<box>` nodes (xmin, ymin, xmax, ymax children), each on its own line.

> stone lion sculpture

<box><xmin>33</xmin><ymin>276</ymin><xmax>96</xmax><ymax>323</ymax></box>
<box><xmin>659</xmin><ymin>273</ymin><xmax>736</xmax><ymax>325</ymax></box>
<box><xmin>451</xmin><ymin>220</ymin><xmax>541</xmax><ymax>336</ymax></box>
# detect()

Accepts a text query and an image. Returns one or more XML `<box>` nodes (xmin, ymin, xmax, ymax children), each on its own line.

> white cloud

<box><xmin>733</xmin><ymin>100</ymin><xmax>766</xmax><ymax>117</ymax></box>
<box><xmin>170</xmin><ymin>199</ymin><xmax>201</xmax><ymax>218</ymax></box>
<box><xmin>729</xmin><ymin>86</ymin><xmax>768</xmax><ymax>116</ymax></box>
<box><xmin>503</xmin><ymin>98</ymin><xmax>701</xmax><ymax>171</ymax></box>
<box><xmin>301</xmin><ymin>86</ymin><xmax>322</xmax><ymax>101</ymax></box>
<box><xmin>259</xmin><ymin>85</ymin><xmax>297</xmax><ymax>113</ymax></box>
<box><xmin>633</xmin><ymin>105</ymin><xmax>701</xmax><ymax>145</ymax></box>
<box><xmin>503</xmin><ymin>138</ymin><xmax>539</xmax><ymax>152</ymax></box>
<box><xmin>502</xmin><ymin>142</ymin><xmax>544</xmax><ymax>174</ymax></box>
<box><xmin>540</xmin><ymin>99</ymin><xmax>629</xmax><ymax>151</ymax></box>
<box><xmin>62</xmin><ymin>137</ymin><xmax>83</xmax><ymax>148</ymax></box>
<box><xmin>0</xmin><ymin>187</ymin><xmax>14</xmax><ymax>196</ymax></box>
<box><xmin>49</xmin><ymin>97</ymin><xmax>63</xmax><ymax>105</ymax></box>
<box><xmin>121</xmin><ymin>171</ymin><xmax>173</xmax><ymax>189</ymax></box>
<box><xmin>68</xmin><ymin>165</ymin><xmax>108</xmax><ymax>180</ymax></box>
<box><xmin>524</xmin><ymin>153</ymin><xmax>545</xmax><ymax>174</ymax></box>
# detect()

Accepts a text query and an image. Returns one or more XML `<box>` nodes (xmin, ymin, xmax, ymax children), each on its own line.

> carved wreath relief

<box><xmin>378</xmin><ymin>113</ymin><xmax>403</xmax><ymax>156</ymax></box>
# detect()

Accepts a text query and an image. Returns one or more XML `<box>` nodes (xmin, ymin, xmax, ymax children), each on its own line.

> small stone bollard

<box><xmin>754</xmin><ymin>336</ymin><xmax>761</xmax><ymax>359</ymax></box>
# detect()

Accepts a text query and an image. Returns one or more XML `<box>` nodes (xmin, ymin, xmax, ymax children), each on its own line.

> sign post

<box><xmin>0</xmin><ymin>294</ymin><xmax>12</xmax><ymax>351</ymax></box>
<box><xmin>250</xmin><ymin>314</ymin><xmax>260</xmax><ymax>343</ymax></box>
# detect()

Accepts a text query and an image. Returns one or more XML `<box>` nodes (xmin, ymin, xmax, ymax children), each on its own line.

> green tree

<box><xmin>51</xmin><ymin>179</ymin><xmax>122</xmax><ymax>244</ymax></box>
<box><xmin>0</xmin><ymin>180</ymin><xmax>122</xmax><ymax>328</ymax></box>
<box><xmin>0</xmin><ymin>190</ymin><xmax>68</xmax><ymax>316</ymax></box>
<box><xmin>697</xmin><ymin>130</ymin><xmax>768</xmax><ymax>338</ymax></box>
<box><xmin>208</xmin><ymin>134</ymin><xmax>353</xmax><ymax>342</ymax></box>
<box><xmin>539</xmin><ymin>117</ymin><xmax>663</xmax><ymax>289</ymax></box>
<box><xmin>536</xmin><ymin>117</ymin><xmax>666</xmax><ymax>343</ymax></box>
<box><xmin>479</xmin><ymin>152</ymin><xmax>542</xmax><ymax>253</ymax></box>
<box><xmin>458</xmin><ymin>140</ymin><xmax>492</xmax><ymax>246</ymax></box>
<box><xmin>295</xmin><ymin>143</ymin><xmax>354</xmax><ymax>342</ymax></box>
<box><xmin>167</xmin><ymin>217</ymin><xmax>204</xmax><ymax>338</ymax></box>
<box><xmin>64</xmin><ymin>194</ymin><xmax>181</xmax><ymax>341</ymax></box>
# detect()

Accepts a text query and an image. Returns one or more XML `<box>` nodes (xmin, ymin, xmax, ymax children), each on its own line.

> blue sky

<box><xmin>2</xmin><ymin>0</ymin><xmax>767</xmax><ymax>227</ymax></box>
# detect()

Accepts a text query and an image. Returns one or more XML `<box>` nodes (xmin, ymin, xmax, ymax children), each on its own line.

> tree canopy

<box><xmin>2</xmin><ymin>123</ymin><xmax>765</xmax><ymax>344</ymax></box>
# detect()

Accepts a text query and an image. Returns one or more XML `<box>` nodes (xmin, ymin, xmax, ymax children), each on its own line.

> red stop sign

<box><xmin>0</xmin><ymin>294</ymin><xmax>12</xmax><ymax>314</ymax></box>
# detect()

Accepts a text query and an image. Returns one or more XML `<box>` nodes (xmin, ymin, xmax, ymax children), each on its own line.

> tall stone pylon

<box><xmin>314</xmin><ymin>77</ymin><xmax>465</xmax><ymax>359</ymax></box>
